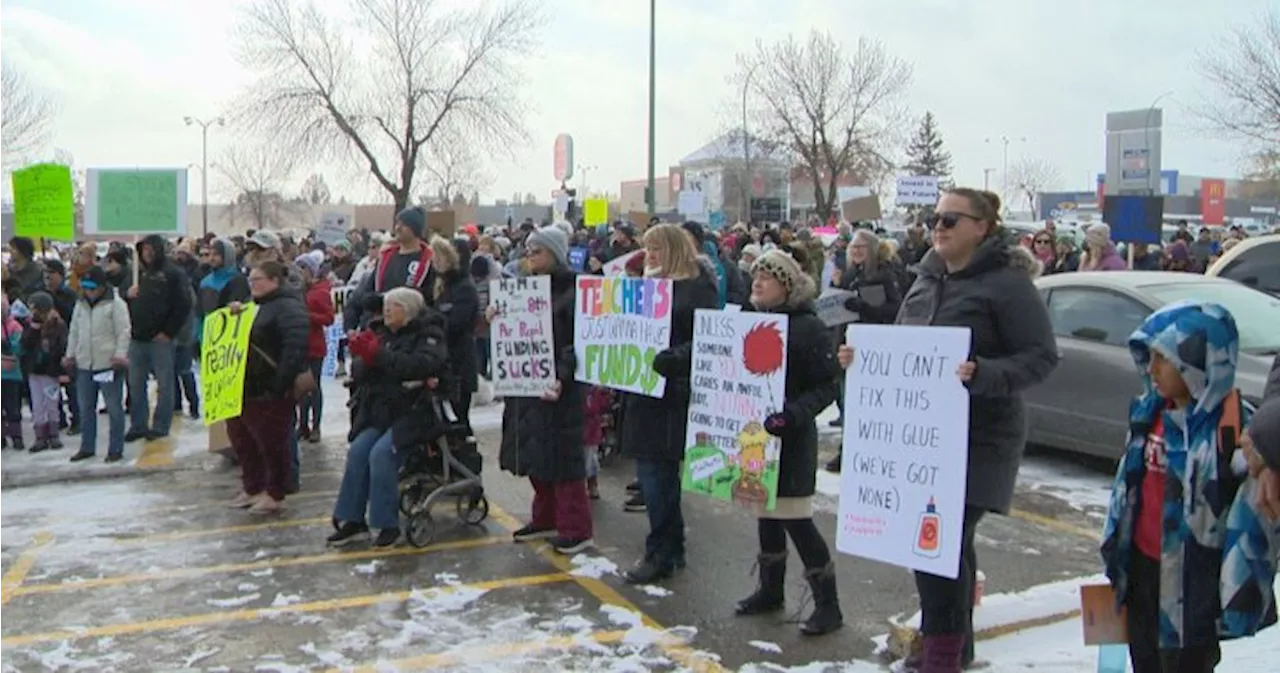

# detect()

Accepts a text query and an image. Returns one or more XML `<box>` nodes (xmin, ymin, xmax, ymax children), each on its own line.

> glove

<box><xmin>349</xmin><ymin>330</ymin><xmax>381</xmax><ymax>366</ymax></box>
<box><xmin>763</xmin><ymin>409</ymin><xmax>795</xmax><ymax>437</ymax></box>
<box><xmin>844</xmin><ymin>296</ymin><xmax>867</xmax><ymax>313</ymax></box>
<box><xmin>652</xmin><ymin>348</ymin><xmax>679</xmax><ymax>378</ymax></box>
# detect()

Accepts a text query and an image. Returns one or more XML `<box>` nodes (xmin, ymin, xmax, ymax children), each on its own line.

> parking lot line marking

<box><xmin>1009</xmin><ymin>508</ymin><xmax>1101</xmax><ymax>541</ymax></box>
<box><xmin>12</xmin><ymin>490</ymin><xmax>342</xmax><ymax>530</ymax></box>
<box><xmin>0</xmin><ymin>532</ymin><xmax>53</xmax><ymax>606</ymax></box>
<box><xmin>12</xmin><ymin>534</ymin><xmax>506</xmax><ymax>598</ymax></box>
<box><xmin>332</xmin><ymin>629</ymin><xmax>631</xmax><ymax>672</ymax></box>
<box><xmin>111</xmin><ymin>516</ymin><xmax>331</xmax><ymax>544</ymax></box>
<box><xmin>488</xmin><ymin>505</ymin><xmax>729</xmax><ymax>673</ymax></box>
<box><xmin>134</xmin><ymin>437</ymin><xmax>175</xmax><ymax>469</ymax></box>
<box><xmin>1</xmin><ymin>571</ymin><xmax>572</xmax><ymax>648</ymax></box>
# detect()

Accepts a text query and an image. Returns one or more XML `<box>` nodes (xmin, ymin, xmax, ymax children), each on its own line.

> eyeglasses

<box><xmin>928</xmin><ymin>212</ymin><xmax>981</xmax><ymax>230</ymax></box>
<box><xmin>1034</xmin><ymin>238</ymin><xmax>1052</xmax><ymax>245</ymax></box>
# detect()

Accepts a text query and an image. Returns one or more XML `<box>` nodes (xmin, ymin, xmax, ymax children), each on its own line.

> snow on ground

<box><xmin>890</xmin><ymin>574</ymin><xmax>1106</xmax><ymax>633</ymax></box>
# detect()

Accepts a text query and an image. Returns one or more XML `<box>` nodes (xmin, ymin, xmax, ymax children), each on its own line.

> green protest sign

<box><xmin>11</xmin><ymin>164</ymin><xmax>75</xmax><ymax>241</ymax></box>
<box><xmin>85</xmin><ymin>168</ymin><xmax>188</xmax><ymax>234</ymax></box>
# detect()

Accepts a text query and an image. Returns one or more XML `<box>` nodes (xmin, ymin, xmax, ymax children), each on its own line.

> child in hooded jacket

<box><xmin>2</xmin><ymin>295</ymin><xmax>25</xmax><ymax>449</ymax></box>
<box><xmin>20</xmin><ymin>291</ymin><xmax>69</xmax><ymax>452</ymax></box>
<box><xmin>582</xmin><ymin>385</ymin><xmax>613</xmax><ymax>500</ymax></box>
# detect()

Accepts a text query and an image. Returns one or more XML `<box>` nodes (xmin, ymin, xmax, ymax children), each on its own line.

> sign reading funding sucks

<box><xmin>200</xmin><ymin>303</ymin><xmax>261</xmax><ymax>425</ymax></box>
<box><xmin>835</xmin><ymin>324</ymin><xmax>972</xmax><ymax>579</ymax></box>
<box><xmin>489</xmin><ymin>276</ymin><xmax>556</xmax><ymax>397</ymax></box>
<box><xmin>574</xmin><ymin>276</ymin><xmax>673</xmax><ymax>397</ymax></box>
<box><xmin>681</xmin><ymin>309</ymin><xmax>789</xmax><ymax>512</ymax></box>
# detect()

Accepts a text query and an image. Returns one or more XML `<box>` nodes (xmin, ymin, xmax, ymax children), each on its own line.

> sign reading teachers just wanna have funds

<box><xmin>835</xmin><ymin>324</ymin><xmax>971</xmax><ymax>579</ymax></box>
<box><xmin>574</xmin><ymin>276</ymin><xmax>673</xmax><ymax>397</ymax></box>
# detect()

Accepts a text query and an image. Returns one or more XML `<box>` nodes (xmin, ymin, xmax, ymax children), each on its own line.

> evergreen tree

<box><xmin>904</xmin><ymin>111</ymin><xmax>952</xmax><ymax>180</ymax></box>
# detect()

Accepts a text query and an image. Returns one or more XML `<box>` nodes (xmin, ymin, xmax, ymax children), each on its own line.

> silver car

<box><xmin>1026</xmin><ymin>271</ymin><xmax>1279</xmax><ymax>459</ymax></box>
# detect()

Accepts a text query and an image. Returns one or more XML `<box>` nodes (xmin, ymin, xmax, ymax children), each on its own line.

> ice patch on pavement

<box><xmin>271</xmin><ymin>593</ymin><xmax>303</xmax><ymax>607</ymax></box>
<box><xmin>569</xmin><ymin>553</ymin><xmax>618</xmax><ymax>578</ymax></box>
<box><xmin>206</xmin><ymin>592</ymin><xmax>261</xmax><ymax>608</ymax></box>
<box><xmin>749</xmin><ymin>640</ymin><xmax>783</xmax><ymax>653</ymax></box>
<box><xmin>1016</xmin><ymin>453</ymin><xmax>1114</xmax><ymax>513</ymax></box>
<box><xmin>638</xmin><ymin>584</ymin><xmax>672</xmax><ymax>597</ymax></box>
<box><xmin>351</xmin><ymin>559</ymin><xmax>383</xmax><ymax>575</ymax></box>
<box><xmin>237</xmin><ymin>582</ymin><xmax>259</xmax><ymax>592</ymax></box>
<box><xmin>182</xmin><ymin>647</ymin><xmax>221</xmax><ymax>667</ymax></box>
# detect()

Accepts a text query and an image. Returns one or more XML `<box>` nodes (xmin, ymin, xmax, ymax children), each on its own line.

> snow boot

<box><xmin>47</xmin><ymin>423</ymin><xmax>64</xmax><ymax>449</ymax></box>
<box><xmin>3</xmin><ymin>421</ymin><xmax>22</xmax><ymax>450</ymax></box>
<box><xmin>735</xmin><ymin>551</ymin><xmax>787</xmax><ymax>616</ymax></box>
<box><xmin>919</xmin><ymin>633</ymin><xmax>965</xmax><ymax>673</ymax></box>
<box><xmin>800</xmin><ymin>562</ymin><xmax>843</xmax><ymax>636</ymax></box>
<box><xmin>29</xmin><ymin>423</ymin><xmax>50</xmax><ymax>453</ymax></box>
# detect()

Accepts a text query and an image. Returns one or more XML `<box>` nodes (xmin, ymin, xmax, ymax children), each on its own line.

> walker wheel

<box><xmin>456</xmin><ymin>493</ymin><xmax>489</xmax><ymax>525</ymax></box>
<box><xmin>399</xmin><ymin>484</ymin><xmax>426</xmax><ymax>515</ymax></box>
<box><xmin>406</xmin><ymin>511</ymin><xmax>436</xmax><ymax>548</ymax></box>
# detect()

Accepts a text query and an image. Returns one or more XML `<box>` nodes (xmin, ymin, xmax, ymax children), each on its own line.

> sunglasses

<box><xmin>928</xmin><ymin>212</ymin><xmax>980</xmax><ymax>230</ymax></box>
<box><xmin>1034</xmin><ymin>238</ymin><xmax>1052</xmax><ymax>245</ymax></box>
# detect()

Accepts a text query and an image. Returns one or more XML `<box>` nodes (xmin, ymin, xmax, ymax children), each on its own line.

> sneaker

<box><xmin>124</xmin><ymin>428</ymin><xmax>148</xmax><ymax>442</ymax></box>
<box><xmin>69</xmin><ymin>452</ymin><xmax>95</xmax><ymax>463</ymax></box>
<box><xmin>228</xmin><ymin>491</ymin><xmax>256</xmax><ymax>508</ymax></box>
<box><xmin>327</xmin><ymin>522</ymin><xmax>370</xmax><ymax>547</ymax></box>
<box><xmin>372</xmin><ymin>528</ymin><xmax>400</xmax><ymax>548</ymax></box>
<box><xmin>550</xmin><ymin>537</ymin><xmax>594</xmax><ymax>554</ymax></box>
<box><xmin>623</xmin><ymin>494</ymin><xmax>647</xmax><ymax>512</ymax></box>
<box><xmin>248</xmin><ymin>495</ymin><xmax>283</xmax><ymax>515</ymax></box>
<box><xmin>104</xmin><ymin>454</ymin><xmax>124</xmax><ymax>463</ymax></box>
<box><xmin>511</xmin><ymin>524</ymin><xmax>557</xmax><ymax>542</ymax></box>
<box><xmin>625</xmin><ymin>480</ymin><xmax>641</xmax><ymax>493</ymax></box>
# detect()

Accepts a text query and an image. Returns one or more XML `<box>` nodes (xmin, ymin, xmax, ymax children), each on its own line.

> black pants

<box><xmin>453</xmin><ymin>389</ymin><xmax>472</xmax><ymax>432</ymax></box>
<box><xmin>915</xmin><ymin>506</ymin><xmax>984</xmax><ymax>664</ymax></box>
<box><xmin>2</xmin><ymin>379</ymin><xmax>23</xmax><ymax>423</ymax></box>
<box><xmin>1126</xmin><ymin>552</ymin><xmax>1220</xmax><ymax>673</ymax></box>
<box><xmin>759</xmin><ymin>517</ymin><xmax>831</xmax><ymax>569</ymax></box>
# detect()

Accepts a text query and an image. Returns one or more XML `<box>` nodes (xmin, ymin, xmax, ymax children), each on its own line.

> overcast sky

<box><xmin>3</xmin><ymin>0</ymin><xmax>1270</xmax><ymax>206</ymax></box>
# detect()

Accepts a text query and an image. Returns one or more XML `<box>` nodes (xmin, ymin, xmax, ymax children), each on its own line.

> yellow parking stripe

<box><xmin>112</xmin><ymin>516</ymin><xmax>331</xmax><ymax>544</ymax></box>
<box><xmin>333</xmin><ymin>629</ymin><xmax>632</xmax><ymax>672</ymax></box>
<box><xmin>0</xmin><ymin>532</ymin><xmax>54</xmax><ymax>606</ymax></box>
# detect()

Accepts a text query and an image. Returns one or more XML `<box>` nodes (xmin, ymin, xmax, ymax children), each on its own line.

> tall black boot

<box><xmin>800</xmin><ymin>562</ymin><xmax>843</xmax><ymax>636</ymax></box>
<box><xmin>735</xmin><ymin>551</ymin><xmax>787</xmax><ymax>616</ymax></box>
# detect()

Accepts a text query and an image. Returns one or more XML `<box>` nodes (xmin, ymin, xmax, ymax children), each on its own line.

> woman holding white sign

<box><xmin>618</xmin><ymin>224</ymin><xmax>719</xmax><ymax>584</ymax></box>
<box><xmin>837</xmin><ymin>189</ymin><xmax>1058</xmax><ymax>671</ymax></box>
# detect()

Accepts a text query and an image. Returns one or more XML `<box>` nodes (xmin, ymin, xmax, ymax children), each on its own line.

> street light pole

<box><xmin>741</xmin><ymin>61</ymin><xmax>759</xmax><ymax>224</ymax></box>
<box><xmin>646</xmin><ymin>0</ymin><xmax>656</xmax><ymax>218</ymax></box>
<box><xmin>184</xmin><ymin>116</ymin><xmax>224</xmax><ymax>237</ymax></box>
<box><xmin>576</xmin><ymin>163</ymin><xmax>597</xmax><ymax>198</ymax></box>
<box><xmin>985</xmin><ymin>135</ymin><xmax>1026</xmax><ymax>207</ymax></box>
<box><xmin>983</xmin><ymin>168</ymin><xmax>996</xmax><ymax>191</ymax></box>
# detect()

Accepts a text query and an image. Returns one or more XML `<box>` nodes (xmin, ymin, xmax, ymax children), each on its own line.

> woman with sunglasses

<box><xmin>837</xmin><ymin>189</ymin><xmax>1059</xmax><ymax>672</ymax></box>
<box><xmin>1029</xmin><ymin>230</ymin><xmax>1058</xmax><ymax>274</ymax></box>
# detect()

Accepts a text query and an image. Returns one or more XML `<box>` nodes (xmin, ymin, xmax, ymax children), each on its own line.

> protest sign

<box><xmin>489</xmin><ymin>276</ymin><xmax>556</xmax><ymax>397</ymax></box>
<box><xmin>602</xmin><ymin>249</ymin><xmax>641</xmax><ymax>277</ymax></box>
<box><xmin>568</xmin><ymin>246</ymin><xmax>589</xmax><ymax>272</ymax></box>
<box><xmin>682</xmin><ymin>309</ymin><xmax>789</xmax><ymax>511</ymax></box>
<box><xmin>815</xmin><ymin>288</ymin><xmax>859</xmax><ymax>327</ymax></box>
<box><xmin>84</xmin><ymin>168</ymin><xmax>189</xmax><ymax>235</ymax></box>
<box><xmin>200</xmin><ymin>303</ymin><xmax>261</xmax><ymax>424</ymax></box>
<box><xmin>835</xmin><ymin>324</ymin><xmax>971</xmax><ymax>579</ymax></box>
<box><xmin>316</xmin><ymin>211</ymin><xmax>349</xmax><ymax>245</ymax></box>
<box><xmin>12</xmin><ymin>163</ymin><xmax>75</xmax><ymax>241</ymax></box>
<box><xmin>574</xmin><ymin>276</ymin><xmax>672</xmax><ymax>397</ymax></box>
<box><xmin>323</xmin><ymin>286</ymin><xmax>354</xmax><ymax>377</ymax></box>
<box><xmin>895</xmin><ymin>175</ymin><xmax>941</xmax><ymax>206</ymax></box>
<box><xmin>584</xmin><ymin>199</ymin><xmax>608</xmax><ymax>227</ymax></box>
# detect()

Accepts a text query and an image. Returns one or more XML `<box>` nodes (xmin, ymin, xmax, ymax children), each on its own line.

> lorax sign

<box><xmin>1200</xmin><ymin>178</ymin><xmax>1225</xmax><ymax>225</ymax></box>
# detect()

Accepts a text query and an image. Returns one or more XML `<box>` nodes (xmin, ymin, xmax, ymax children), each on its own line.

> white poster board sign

<box><xmin>602</xmin><ymin>249</ymin><xmax>641</xmax><ymax>277</ymax></box>
<box><xmin>836</xmin><ymin>324</ymin><xmax>972</xmax><ymax>579</ymax></box>
<box><xmin>814</xmin><ymin>288</ymin><xmax>859</xmax><ymax>327</ymax></box>
<box><xmin>678</xmin><ymin>190</ymin><xmax>707</xmax><ymax>221</ymax></box>
<box><xmin>322</xmin><ymin>285</ymin><xmax>355</xmax><ymax>377</ymax></box>
<box><xmin>489</xmin><ymin>276</ymin><xmax>556</xmax><ymax>397</ymax></box>
<box><xmin>574</xmin><ymin>276</ymin><xmax>672</xmax><ymax>397</ymax></box>
<box><xmin>895</xmin><ymin>175</ymin><xmax>941</xmax><ymax>206</ymax></box>
<box><xmin>316</xmin><ymin>211</ymin><xmax>349</xmax><ymax>246</ymax></box>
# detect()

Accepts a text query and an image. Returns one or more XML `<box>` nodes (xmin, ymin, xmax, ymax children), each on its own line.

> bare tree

<box><xmin>46</xmin><ymin>148</ymin><xmax>85</xmax><ymax>227</ymax></box>
<box><xmin>231</xmin><ymin>0</ymin><xmax>540</xmax><ymax>211</ymax></box>
<box><xmin>2</xmin><ymin>63</ymin><xmax>56</xmax><ymax>167</ymax></box>
<box><xmin>1006</xmin><ymin>157</ymin><xmax>1062</xmax><ymax>218</ymax></box>
<box><xmin>418</xmin><ymin>128</ymin><xmax>489</xmax><ymax>206</ymax></box>
<box><xmin>300</xmin><ymin>172</ymin><xmax>331</xmax><ymax>204</ymax></box>
<box><xmin>1239</xmin><ymin>149</ymin><xmax>1280</xmax><ymax>199</ymax></box>
<box><xmin>1195</xmin><ymin>10</ymin><xmax>1280</xmax><ymax>153</ymax></box>
<box><xmin>218</xmin><ymin>143</ymin><xmax>299</xmax><ymax>230</ymax></box>
<box><xmin>741</xmin><ymin>32</ymin><xmax>912</xmax><ymax>220</ymax></box>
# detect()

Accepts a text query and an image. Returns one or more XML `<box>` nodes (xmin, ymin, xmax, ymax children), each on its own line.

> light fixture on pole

<box><xmin>576</xmin><ymin>163</ymin><xmax>597</xmax><ymax>198</ymax></box>
<box><xmin>185</xmin><ymin>116</ymin><xmax>225</xmax><ymax>236</ymax></box>
<box><xmin>985</xmin><ymin>135</ymin><xmax>1026</xmax><ymax>207</ymax></box>
<box><xmin>982</xmin><ymin>168</ymin><xmax>996</xmax><ymax>191</ymax></box>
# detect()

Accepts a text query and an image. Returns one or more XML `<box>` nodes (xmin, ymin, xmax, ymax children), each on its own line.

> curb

<box><xmin>1</xmin><ymin>453</ymin><xmax>207</xmax><ymax>489</ymax></box>
<box><xmin>884</xmin><ymin>608</ymin><xmax>1082</xmax><ymax>662</ymax></box>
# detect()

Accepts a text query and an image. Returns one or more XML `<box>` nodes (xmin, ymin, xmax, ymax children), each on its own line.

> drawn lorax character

<box><xmin>732</xmin><ymin>420</ymin><xmax>770</xmax><ymax>506</ymax></box>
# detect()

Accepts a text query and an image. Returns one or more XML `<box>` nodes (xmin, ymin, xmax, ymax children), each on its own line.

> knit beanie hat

<box><xmin>396</xmin><ymin>207</ymin><xmax>427</xmax><ymax>239</ymax></box>
<box><xmin>1085</xmin><ymin>223</ymin><xmax>1112</xmax><ymax>249</ymax></box>
<box><xmin>752</xmin><ymin>249</ymin><xmax>815</xmax><ymax>304</ymax></box>
<box><xmin>525</xmin><ymin>226</ymin><xmax>569</xmax><ymax>269</ymax></box>
<box><xmin>28</xmin><ymin>291</ymin><xmax>54</xmax><ymax>312</ymax></box>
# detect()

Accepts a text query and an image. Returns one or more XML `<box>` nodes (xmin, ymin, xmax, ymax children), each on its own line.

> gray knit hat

<box><xmin>525</xmin><ymin>226</ymin><xmax>569</xmax><ymax>269</ymax></box>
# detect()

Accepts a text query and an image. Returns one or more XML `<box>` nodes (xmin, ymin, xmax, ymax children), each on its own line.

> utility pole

<box><xmin>646</xmin><ymin>0</ymin><xmax>656</xmax><ymax>217</ymax></box>
<box><xmin>982</xmin><ymin>168</ymin><xmax>996</xmax><ymax>191</ymax></box>
<box><xmin>741</xmin><ymin>62</ymin><xmax>759</xmax><ymax>223</ymax></box>
<box><xmin>986</xmin><ymin>135</ymin><xmax>1026</xmax><ymax>208</ymax></box>
<box><xmin>185</xmin><ymin>116</ymin><xmax>224</xmax><ymax>236</ymax></box>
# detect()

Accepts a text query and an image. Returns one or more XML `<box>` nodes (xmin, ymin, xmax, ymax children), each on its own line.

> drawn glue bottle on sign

<box><xmin>913</xmin><ymin>497</ymin><xmax>942</xmax><ymax>559</ymax></box>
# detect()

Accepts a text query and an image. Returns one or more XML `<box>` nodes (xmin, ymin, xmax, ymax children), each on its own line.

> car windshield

<box><xmin>1145</xmin><ymin>283</ymin><xmax>1280</xmax><ymax>355</ymax></box>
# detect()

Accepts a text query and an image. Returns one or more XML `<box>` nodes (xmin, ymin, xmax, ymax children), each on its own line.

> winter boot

<box><xmin>736</xmin><ymin>551</ymin><xmax>787</xmax><ymax>615</ymax></box>
<box><xmin>47</xmin><ymin>423</ymin><xmax>64</xmax><ymax>449</ymax></box>
<box><xmin>3</xmin><ymin>421</ymin><xmax>22</xmax><ymax>451</ymax></box>
<box><xmin>799</xmin><ymin>562</ymin><xmax>843</xmax><ymax>636</ymax></box>
<box><xmin>919</xmin><ymin>633</ymin><xmax>965</xmax><ymax>673</ymax></box>
<box><xmin>29</xmin><ymin>423</ymin><xmax>50</xmax><ymax>453</ymax></box>
<box><xmin>587</xmin><ymin>476</ymin><xmax>600</xmax><ymax>499</ymax></box>
<box><xmin>825</xmin><ymin>451</ymin><xmax>842</xmax><ymax>473</ymax></box>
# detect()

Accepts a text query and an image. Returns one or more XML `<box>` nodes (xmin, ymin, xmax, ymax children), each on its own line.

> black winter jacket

<box><xmin>897</xmin><ymin>235</ymin><xmax>1059</xmax><ymax>513</ymax></box>
<box><xmin>620</xmin><ymin>265</ymin><xmax>722</xmax><ymax>463</ymax></box>
<box><xmin>839</xmin><ymin>263</ymin><xmax>902</xmax><ymax>325</ymax></box>
<box><xmin>241</xmin><ymin>289</ymin><xmax>310</xmax><ymax>401</ymax></box>
<box><xmin>130</xmin><ymin>235</ymin><xmax>193</xmax><ymax>342</ymax></box>
<box><xmin>436</xmin><ymin>270</ymin><xmax>480</xmax><ymax>395</ymax></box>
<box><xmin>349</xmin><ymin>312</ymin><xmax>450</xmax><ymax>449</ymax></box>
<box><xmin>499</xmin><ymin>269</ymin><xmax>586</xmax><ymax>482</ymax></box>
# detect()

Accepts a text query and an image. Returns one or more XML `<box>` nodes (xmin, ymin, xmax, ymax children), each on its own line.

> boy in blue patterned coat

<box><xmin>1102</xmin><ymin>301</ymin><xmax>1278</xmax><ymax>672</ymax></box>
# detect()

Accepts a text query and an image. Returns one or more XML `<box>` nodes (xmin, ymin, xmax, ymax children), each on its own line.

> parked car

<box><xmin>1025</xmin><ymin>271</ymin><xmax>1278</xmax><ymax>459</ymax></box>
<box><xmin>1206</xmin><ymin>234</ymin><xmax>1279</xmax><ymax>296</ymax></box>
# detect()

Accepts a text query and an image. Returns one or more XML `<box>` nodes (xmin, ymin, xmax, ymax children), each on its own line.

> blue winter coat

<box><xmin>1101</xmin><ymin>300</ymin><xmax>1279</xmax><ymax>649</ymax></box>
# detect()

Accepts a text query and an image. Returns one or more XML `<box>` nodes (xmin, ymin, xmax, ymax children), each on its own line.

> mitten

<box><xmin>844</xmin><ymin>296</ymin><xmax>867</xmax><ymax>313</ymax></box>
<box><xmin>652</xmin><ymin>348</ymin><xmax>679</xmax><ymax>377</ymax></box>
<box><xmin>763</xmin><ymin>409</ymin><xmax>795</xmax><ymax>437</ymax></box>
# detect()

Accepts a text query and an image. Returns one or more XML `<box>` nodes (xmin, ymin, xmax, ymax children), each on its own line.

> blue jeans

<box><xmin>172</xmin><ymin>343</ymin><xmax>199</xmax><ymax>414</ymax></box>
<box><xmin>77</xmin><ymin>368</ymin><xmax>125</xmax><ymax>457</ymax></box>
<box><xmin>636</xmin><ymin>458</ymin><xmax>685</xmax><ymax>567</ymax></box>
<box><xmin>127</xmin><ymin>339</ymin><xmax>176</xmax><ymax>435</ymax></box>
<box><xmin>298</xmin><ymin>359</ymin><xmax>323</xmax><ymax>429</ymax></box>
<box><xmin>333</xmin><ymin>428</ymin><xmax>402</xmax><ymax>530</ymax></box>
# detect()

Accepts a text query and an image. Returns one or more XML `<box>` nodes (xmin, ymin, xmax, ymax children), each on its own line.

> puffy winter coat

<box><xmin>349</xmin><ymin>312</ymin><xmax>450</xmax><ymax>449</ymax></box>
<box><xmin>66</xmin><ymin>288</ymin><xmax>131</xmax><ymax>372</ymax></box>
<box><xmin>241</xmin><ymin>289</ymin><xmax>309</xmax><ymax>401</ymax></box>
<box><xmin>304</xmin><ymin>278</ymin><xmax>335</xmax><ymax>360</ymax></box>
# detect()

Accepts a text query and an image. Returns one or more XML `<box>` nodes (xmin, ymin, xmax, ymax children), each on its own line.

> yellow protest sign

<box><xmin>583</xmin><ymin>198</ymin><xmax>608</xmax><ymax>227</ymax></box>
<box><xmin>12</xmin><ymin>163</ymin><xmax>75</xmax><ymax>241</ymax></box>
<box><xmin>200</xmin><ymin>303</ymin><xmax>260</xmax><ymax>425</ymax></box>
